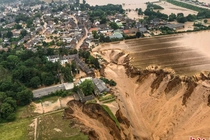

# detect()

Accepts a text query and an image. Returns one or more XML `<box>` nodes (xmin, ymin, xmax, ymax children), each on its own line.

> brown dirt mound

<box><xmin>64</xmin><ymin>100</ymin><xmax>135</xmax><ymax>140</ymax></box>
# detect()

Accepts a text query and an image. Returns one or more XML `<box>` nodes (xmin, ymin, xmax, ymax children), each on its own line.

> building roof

<box><xmin>165</xmin><ymin>23</ymin><xmax>184</xmax><ymax>29</ymax></box>
<box><xmin>139</xmin><ymin>27</ymin><xmax>147</xmax><ymax>33</ymax></box>
<box><xmin>89</xmin><ymin>28</ymin><xmax>99</xmax><ymax>33</ymax></box>
<box><xmin>109</xmin><ymin>32</ymin><xmax>123</xmax><ymax>39</ymax></box>
<box><xmin>33</xmin><ymin>83</ymin><xmax>74</xmax><ymax>98</ymax></box>
<box><xmin>92</xmin><ymin>78</ymin><xmax>109</xmax><ymax>93</ymax></box>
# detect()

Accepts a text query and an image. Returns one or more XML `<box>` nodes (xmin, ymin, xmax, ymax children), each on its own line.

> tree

<box><xmin>20</xmin><ymin>29</ymin><xmax>27</xmax><ymax>37</ymax></box>
<box><xmin>186</xmin><ymin>14</ymin><xmax>196</xmax><ymax>22</ymax></box>
<box><xmin>79</xmin><ymin>80</ymin><xmax>94</xmax><ymax>96</ymax></box>
<box><xmin>0</xmin><ymin>92</ymin><xmax>7</xmax><ymax>103</ymax></box>
<box><xmin>109</xmin><ymin>79</ymin><xmax>116</xmax><ymax>86</ymax></box>
<box><xmin>41</xmin><ymin>73</ymin><xmax>55</xmax><ymax>86</ymax></box>
<box><xmin>29</xmin><ymin>76</ymin><xmax>41</xmax><ymax>88</ymax></box>
<box><xmin>0</xmin><ymin>102</ymin><xmax>14</xmax><ymax>119</ymax></box>
<box><xmin>136</xmin><ymin>32</ymin><xmax>141</xmax><ymax>38</ymax></box>
<box><xmin>92</xmin><ymin>31</ymin><xmax>99</xmax><ymax>39</ymax></box>
<box><xmin>169</xmin><ymin>13</ymin><xmax>176</xmax><ymax>21</ymax></box>
<box><xmin>16</xmin><ymin>89</ymin><xmax>33</xmax><ymax>106</ymax></box>
<box><xmin>14</xmin><ymin>24</ymin><xmax>22</xmax><ymax>29</ymax></box>
<box><xmin>109</xmin><ymin>22</ymin><xmax>119</xmax><ymax>30</ymax></box>
<box><xmin>3</xmin><ymin>97</ymin><xmax>17</xmax><ymax>109</ymax></box>
<box><xmin>4</xmin><ymin>31</ymin><xmax>13</xmax><ymax>38</ymax></box>
<box><xmin>176</xmin><ymin>13</ymin><xmax>187</xmax><ymax>23</ymax></box>
<box><xmin>61</xmin><ymin>65</ymin><xmax>73</xmax><ymax>82</ymax></box>
<box><xmin>100</xmin><ymin>16</ymin><xmax>107</xmax><ymax>24</ymax></box>
<box><xmin>204</xmin><ymin>19</ymin><xmax>208</xmax><ymax>24</ymax></box>
<box><xmin>138</xmin><ymin>8</ymin><xmax>143</xmax><ymax>15</ymax></box>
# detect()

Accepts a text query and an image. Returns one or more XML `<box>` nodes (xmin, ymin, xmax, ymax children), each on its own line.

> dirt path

<box><xmin>34</xmin><ymin>118</ymin><xmax>38</xmax><ymax>140</ymax></box>
<box><xmin>69</xmin><ymin>15</ymin><xmax>78</xmax><ymax>25</ymax></box>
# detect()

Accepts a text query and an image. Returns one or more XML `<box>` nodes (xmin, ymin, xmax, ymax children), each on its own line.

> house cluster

<box><xmin>75</xmin><ymin>77</ymin><xmax>110</xmax><ymax>102</ymax></box>
<box><xmin>47</xmin><ymin>54</ymin><xmax>94</xmax><ymax>75</ymax></box>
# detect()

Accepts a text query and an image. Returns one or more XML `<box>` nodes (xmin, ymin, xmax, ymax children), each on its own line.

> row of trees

<box><xmin>88</xmin><ymin>4</ymin><xmax>124</xmax><ymax>24</ymax></box>
<box><xmin>79</xmin><ymin>50</ymin><xmax>100</xmax><ymax>69</ymax></box>
<box><xmin>167</xmin><ymin>0</ymin><xmax>208</xmax><ymax>12</ymax></box>
<box><xmin>0</xmin><ymin>46</ymin><xmax>81</xmax><ymax>122</ymax></box>
<box><xmin>142</xmin><ymin>3</ymin><xmax>210</xmax><ymax>23</ymax></box>
<box><xmin>146</xmin><ymin>2</ymin><xmax>164</xmax><ymax>10</ymax></box>
<box><xmin>0</xmin><ymin>78</ymin><xmax>33</xmax><ymax>122</ymax></box>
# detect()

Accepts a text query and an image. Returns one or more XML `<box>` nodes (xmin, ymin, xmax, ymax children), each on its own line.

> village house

<box><xmin>92</xmin><ymin>78</ymin><xmax>110</xmax><ymax>96</ymax></box>
<box><xmin>165</xmin><ymin>23</ymin><xmax>185</xmax><ymax>30</ymax></box>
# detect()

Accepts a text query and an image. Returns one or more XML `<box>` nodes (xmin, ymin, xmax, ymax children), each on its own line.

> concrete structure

<box><xmin>109</xmin><ymin>32</ymin><xmax>123</xmax><ymax>39</ymax></box>
<box><xmin>33</xmin><ymin>83</ymin><xmax>74</xmax><ymax>98</ymax></box>
<box><xmin>76</xmin><ymin>89</ymin><xmax>95</xmax><ymax>103</ymax></box>
<box><xmin>92</xmin><ymin>78</ymin><xmax>110</xmax><ymax>95</ymax></box>
<box><xmin>165</xmin><ymin>23</ymin><xmax>185</xmax><ymax>30</ymax></box>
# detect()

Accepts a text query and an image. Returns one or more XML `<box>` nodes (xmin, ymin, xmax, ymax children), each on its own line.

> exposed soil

<box><xmin>64</xmin><ymin>100</ymin><xmax>135</xmax><ymax>140</ymax></box>
<box><xmin>91</xmin><ymin>47</ymin><xmax>210</xmax><ymax>140</ymax></box>
<box><xmin>34</xmin><ymin>96</ymin><xmax>74</xmax><ymax>114</ymax></box>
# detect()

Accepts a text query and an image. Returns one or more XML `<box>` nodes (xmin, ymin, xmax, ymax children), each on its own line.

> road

<box><xmin>69</xmin><ymin>14</ymin><xmax>88</xmax><ymax>50</ymax></box>
<box><xmin>75</xmin><ymin>27</ymin><xmax>88</xmax><ymax>50</ymax></box>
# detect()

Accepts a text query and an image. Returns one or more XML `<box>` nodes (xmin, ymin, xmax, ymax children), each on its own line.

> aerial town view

<box><xmin>0</xmin><ymin>0</ymin><xmax>210</xmax><ymax>139</ymax></box>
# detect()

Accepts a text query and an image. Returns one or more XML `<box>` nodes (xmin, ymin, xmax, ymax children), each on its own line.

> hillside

<box><xmin>88</xmin><ymin>47</ymin><xmax>210</xmax><ymax>140</ymax></box>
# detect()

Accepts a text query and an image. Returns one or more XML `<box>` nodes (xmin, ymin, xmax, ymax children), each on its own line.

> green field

<box><xmin>37</xmin><ymin>112</ymin><xmax>88</xmax><ymax>140</ymax></box>
<box><xmin>0</xmin><ymin>111</ymin><xmax>88</xmax><ymax>140</ymax></box>
<box><xmin>0</xmin><ymin>119</ymin><xmax>33</xmax><ymax>140</ymax></box>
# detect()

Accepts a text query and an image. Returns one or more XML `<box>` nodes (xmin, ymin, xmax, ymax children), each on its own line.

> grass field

<box><xmin>37</xmin><ymin>112</ymin><xmax>88</xmax><ymax>140</ymax></box>
<box><xmin>33</xmin><ymin>96</ymin><xmax>60</xmax><ymax>103</ymax></box>
<box><xmin>0</xmin><ymin>119</ymin><xmax>33</xmax><ymax>140</ymax></box>
<box><xmin>16</xmin><ymin>104</ymin><xmax>38</xmax><ymax>119</ymax></box>
<box><xmin>1</xmin><ymin>110</ymin><xmax>88</xmax><ymax>140</ymax></box>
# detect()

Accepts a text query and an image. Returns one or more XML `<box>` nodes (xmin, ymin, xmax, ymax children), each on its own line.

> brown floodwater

<box><xmin>100</xmin><ymin>31</ymin><xmax>210</xmax><ymax>75</ymax></box>
<box><xmin>128</xmin><ymin>31</ymin><xmax>210</xmax><ymax>75</ymax></box>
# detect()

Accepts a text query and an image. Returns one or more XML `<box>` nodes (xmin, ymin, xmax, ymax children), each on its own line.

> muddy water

<box><xmin>100</xmin><ymin>31</ymin><xmax>210</xmax><ymax>75</ymax></box>
<box><xmin>129</xmin><ymin>31</ymin><xmax>210</xmax><ymax>75</ymax></box>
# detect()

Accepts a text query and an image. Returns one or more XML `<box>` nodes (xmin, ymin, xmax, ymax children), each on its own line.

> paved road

<box><xmin>33</xmin><ymin>84</ymin><xmax>65</xmax><ymax>98</ymax></box>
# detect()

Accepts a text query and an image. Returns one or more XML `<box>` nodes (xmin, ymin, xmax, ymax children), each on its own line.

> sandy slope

<box><xmin>94</xmin><ymin>47</ymin><xmax>210</xmax><ymax>140</ymax></box>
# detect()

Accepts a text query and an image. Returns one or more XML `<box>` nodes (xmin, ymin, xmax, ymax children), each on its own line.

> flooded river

<box><xmin>99</xmin><ymin>31</ymin><xmax>210</xmax><ymax>75</ymax></box>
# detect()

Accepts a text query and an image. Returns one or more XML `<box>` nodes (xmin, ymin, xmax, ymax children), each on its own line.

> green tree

<box><xmin>16</xmin><ymin>89</ymin><xmax>33</xmax><ymax>106</ymax></box>
<box><xmin>14</xmin><ymin>24</ymin><xmax>22</xmax><ymax>29</ymax></box>
<box><xmin>4</xmin><ymin>31</ymin><xmax>13</xmax><ymax>38</ymax></box>
<box><xmin>138</xmin><ymin>8</ymin><xmax>143</xmax><ymax>15</ymax></box>
<box><xmin>169</xmin><ymin>13</ymin><xmax>176</xmax><ymax>21</ymax></box>
<box><xmin>0</xmin><ymin>92</ymin><xmax>7</xmax><ymax>103</ymax></box>
<box><xmin>109</xmin><ymin>22</ymin><xmax>119</xmax><ymax>30</ymax></box>
<box><xmin>41</xmin><ymin>73</ymin><xmax>55</xmax><ymax>86</ymax></box>
<box><xmin>186</xmin><ymin>14</ymin><xmax>196</xmax><ymax>21</ymax></box>
<box><xmin>61</xmin><ymin>65</ymin><xmax>73</xmax><ymax>82</ymax></box>
<box><xmin>29</xmin><ymin>76</ymin><xmax>41</xmax><ymax>88</ymax></box>
<box><xmin>79</xmin><ymin>80</ymin><xmax>94</xmax><ymax>96</ymax></box>
<box><xmin>0</xmin><ymin>102</ymin><xmax>15</xmax><ymax>119</ymax></box>
<box><xmin>20</xmin><ymin>29</ymin><xmax>27</xmax><ymax>37</ymax></box>
<box><xmin>92</xmin><ymin>31</ymin><xmax>99</xmax><ymax>39</ymax></box>
<box><xmin>136</xmin><ymin>32</ymin><xmax>141</xmax><ymax>38</ymax></box>
<box><xmin>3</xmin><ymin>97</ymin><xmax>17</xmax><ymax>109</ymax></box>
<box><xmin>204</xmin><ymin>19</ymin><xmax>208</xmax><ymax>23</ymax></box>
